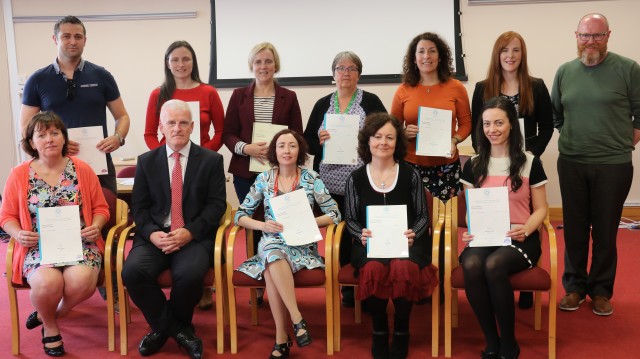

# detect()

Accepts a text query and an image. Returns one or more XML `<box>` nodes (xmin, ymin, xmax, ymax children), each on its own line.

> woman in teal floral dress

<box><xmin>235</xmin><ymin>129</ymin><xmax>340</xmax><ymax>359</ymax></box>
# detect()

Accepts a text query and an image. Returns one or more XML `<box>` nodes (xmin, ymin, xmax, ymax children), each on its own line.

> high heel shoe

<box><xmin>42</xmin><ymin>328</ymin><xmax>65</xmax><ymax>357</ymax></box>
<box><xmin>26</xmin><ymin>310</ymin><xmax>43</xmax><ymax>330</ymax></box>
<box><xmin>292</xmin><ymin>318</ymin><xmax>312</xmax><ymax>347</ymax></box>
<box><xmin>268</xmin><ymin>336</ymin><xmax>293</xmax><ymax>359</ymax></box>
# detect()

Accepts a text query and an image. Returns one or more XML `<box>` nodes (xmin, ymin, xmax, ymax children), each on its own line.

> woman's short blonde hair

<box><xmin>248</xmin><ymin>42</ymin><xmax>281</xmax><ymax>73</ymax></box>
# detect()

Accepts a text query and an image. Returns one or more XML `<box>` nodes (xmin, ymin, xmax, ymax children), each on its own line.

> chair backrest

<box><xmin>101</xmin><ymin>188</ymin><xmax>118</xmax><ymax>239</ymax></box>
<box><xmin>116</xmin><ymin>165</ymin><xmax>136</xmax><ymax>178</ymax></box>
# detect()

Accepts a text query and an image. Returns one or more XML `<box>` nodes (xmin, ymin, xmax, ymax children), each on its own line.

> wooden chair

<box><xmin>115</xmin><ymin>202</ymin><xmax>231</xmax><ymax>355</ymax></box>
<box><xmin>5</xmin><ymin>188</ymin><xmax>129</xmax><ymax>355</ymax></box>
<box><xmin>226</xmin><ymin>223</ymin><xmax>336</xmax><ymax>355</ymax></box>
<box><xmin>443</xmin><ymin>193</ymin><xmax>558</xmax><ymax>359</ymax></box>
<box><xmin>331</xmin><ymin>190</ymin><xmax>445</xmax><ymax>357</ymax></box>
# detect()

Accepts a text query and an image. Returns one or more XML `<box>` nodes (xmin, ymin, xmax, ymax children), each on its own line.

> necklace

<box><xmin>274</xmin><ymin>168</ymin><xmax>299</xmax><ymax>195</ymax></box>
<box><xmin>333</xmin><ymin>90</ymin><xmax>357</xmax><ymax>114</ymax></box>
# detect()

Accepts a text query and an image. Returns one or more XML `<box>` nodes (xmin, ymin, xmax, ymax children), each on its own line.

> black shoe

<box><xmin>42</xmin><ymin>328</ymin><xmax>65</xmax><ymax>357</ymax></box>
<box><xmin>389</xmin><ymin>332</ymin><xmax>410</xmax><ymax>359</ymax></box>
<box><xmin>174</xmin><ymin>328</ymin><xmax>203</xmax><ymax>359</ymax></box>
<box><xmin>518</xmin><ymin>292</ymin><xmax>533</xmax><ymax>310</ymax></box>
<box><xmin>341</xmin><ymin>286</ymin><xmax>355</xmax><ymax>308</ymax></box>
<box><xmin>371</xmin><ymin>331</ymin><xmax>389</xmax><ymax>359</ymax></box>
<box><xmin>292</xmin><ymin>318</ymin><xmax>312</xmax><ymax>347</ymax></box>
<box><xmin>138</xmin><ymin>331</ymin><xmax>169</xmax><ymax>356</ymax></box>
<box><xmin>269</xmin><ymin>336</ymin><xmax>293</xmax><ymax>359</ymax></box>
<box><xmin>26</xmin><ymin>310</ymin><xmax>43</xmax><ymax>330</ymax></box>
<box><xmin>481</xmin><ymin>350</ymin><xmax>500</xmax><ymax>359</ymax></box>
<box><xmin>500</xmin><ymin>345</ymin><xmax>520</xmax><ymax>359</ymax></box>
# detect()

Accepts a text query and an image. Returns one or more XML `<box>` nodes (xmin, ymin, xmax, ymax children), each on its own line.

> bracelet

<box><xmin>452</xmin><ymin>137</ymin><xmax>460</xmax><ymax>145</ymax></box>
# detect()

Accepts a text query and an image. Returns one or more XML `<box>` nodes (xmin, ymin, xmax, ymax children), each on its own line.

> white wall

<box><xmin>2</xmin><ymin>0</ymin><xmax>639</xmax><ymax>208</ymax></box>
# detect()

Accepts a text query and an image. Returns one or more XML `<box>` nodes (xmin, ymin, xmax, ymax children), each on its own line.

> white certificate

<box><xmin>269</xmin><ymin>189</ymin><xmax>323</xmax><ymax>246</ymax></box>
<box><xmin>37</xmin><ymin>205</ymin><xmax>83</xmax><ymax>265</ymax></box>
<box><xmin>249</xmin><ymin>122</ymin><xmax>288</xmax><ymax>173</ymax></box>
<box><xmin>465</xmin><ymin>187</ymin><xmax>512</xmax><ymax>247</ymax></box>
<box><xmin>366</xmin><ymin>205</ymin><xmax>409</xmax><ymax>258</ymax></box>
<box><xmin>187</xmin><ymin>101</ymin><xmax>201</xmax><ymax>145</ymax></box>
<box><xmin>67</xmin><ymin>126</ymin><xmax>108</xmax><ymax>175</ymax></box>
<box><xmin>322</xmin><ymin>114</ymin><xmax>359</xmax><ymax>165</ymax></box>
<box><xmin>416</xmin><ymin>106</ymin><xmax>453</xmax><ymax>157</ymax></box>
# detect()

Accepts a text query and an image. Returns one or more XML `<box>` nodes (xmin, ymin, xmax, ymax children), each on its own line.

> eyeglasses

<box><xmin>576</xmin><ymin>32</ymin><xmax>609</xmax><ymax>42</ymax></box>
<box><xmin>334</xmin><ymin>66</ymin><xmax>358</xmax><ymax>74</ymax></box>
<box><xmin>66</xmin><ymin>79</ymin><xmax>76</xmax><ymax>101</ymax></box>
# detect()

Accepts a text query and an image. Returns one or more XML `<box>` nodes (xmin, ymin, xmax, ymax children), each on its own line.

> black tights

<box><xmin>365</xmin><ymin>296</ymin><xmax>414</xmax><ymax>334</ymax></box>
<box><xmin>460</xmin><ymin>246</ymin><xmax>529</xmax><ymax>355</ymax></box>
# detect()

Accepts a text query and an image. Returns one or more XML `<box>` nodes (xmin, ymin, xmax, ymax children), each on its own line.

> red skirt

<box><xmin>356</xmin><ymin>259</ymin><xmax>438</xmax><ymax>302</ymax></box>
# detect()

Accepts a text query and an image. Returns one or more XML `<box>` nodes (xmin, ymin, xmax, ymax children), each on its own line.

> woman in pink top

<box><xmin>459</xmin><ymin>97</ymin><xmax>548</xmax><ymax>359</ymax></box>
<box><xmin>0</xmin><ymin>112</ymin><xmax>110</xmax><ymax>356</ymax></box>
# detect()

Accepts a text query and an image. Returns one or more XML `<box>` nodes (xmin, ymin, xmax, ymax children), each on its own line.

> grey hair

<box><xmin>160</xmin><ymin>99</ymin><xmax>192</xmax><ymax>122</ymax></box>
<box><xmin>331</xmin><ymin>51</ymin><xmax>363</xmax><ymax>75</ymax></box>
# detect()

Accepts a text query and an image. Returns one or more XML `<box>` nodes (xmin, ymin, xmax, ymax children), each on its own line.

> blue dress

<box><xmin>235</xmin><ymin>167</ymin><xmax>341</xmax><ymax>280</ymax></box>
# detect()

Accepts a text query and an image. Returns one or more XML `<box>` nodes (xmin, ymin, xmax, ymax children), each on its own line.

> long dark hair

<box><xmin>472</xmin><ymin>96</ymin><xmax>526</xmax><ymax>191</ymax></box>
<box><xmin>401</xmin><ymin>32</ymin><xmax>454</xmax><ymax>86</ymax></box>
<box><xmin>156</xmin><ymin>41</ymin><xmax>203</xmax><ymax>115</ymax></box>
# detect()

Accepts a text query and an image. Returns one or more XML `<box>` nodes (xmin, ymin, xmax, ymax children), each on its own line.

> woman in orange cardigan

<box><xmin>0</xmin><ymin>112</ymin><xmax>109</xmax><ymax>357</ymax></box>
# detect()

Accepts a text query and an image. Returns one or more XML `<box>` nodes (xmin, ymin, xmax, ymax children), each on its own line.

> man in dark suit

<box><xmin>122</xmin><ymin>99</ymin><xmax>226</xmax><ymax>358</ymax></box>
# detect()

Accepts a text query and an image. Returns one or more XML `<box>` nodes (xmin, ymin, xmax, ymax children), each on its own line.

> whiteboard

<box><xmin>209</xmin><ymin>0</ymin><xmax>464</xmax><ymax>87</ymax></box>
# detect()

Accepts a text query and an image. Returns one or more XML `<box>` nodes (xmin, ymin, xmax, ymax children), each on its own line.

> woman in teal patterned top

<box><xmin>235</xmin><ymin>129</ymin><xmax>340</xmax><ymax>359</ymax></box>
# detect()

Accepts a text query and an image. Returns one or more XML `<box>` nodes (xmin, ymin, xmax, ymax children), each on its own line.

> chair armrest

<box><xmin>116</xmin><ymin>222</ymin><xmax>136</xmax><ymax>279</ymax></box>
<box><xmin>323</xmin><ymin>223</ymin><xmax>335</xmax><ymax>281</ymax></box>
<box><xmin>5</xmin><ymin>237</ymin><xmax>15</xmax><ymax>285</ymax></box>
<box><xmin>432</xmin><ymin>199</ymin><xmax>446</xmax><ymax>271</ymax></box>
<box><xmin>332</xmin><ymin>222</ymin><xmax>346</xmax><ymax>281</ymax></box>
<box><xmin>540</xmin><ymin>216</ymin><xmax>558</xmax><ymax>279</ymax></box>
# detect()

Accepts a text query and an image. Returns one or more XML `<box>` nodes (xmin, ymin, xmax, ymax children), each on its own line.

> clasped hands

<box><xmin>150</xmin><ymin>228</ymin><xmax>193</xmax><ymax>254</ymax></box>
<box><xmin>360</xmin><ymin>228</ymin><xmax>415</xmax><ymax>247</ymax></box>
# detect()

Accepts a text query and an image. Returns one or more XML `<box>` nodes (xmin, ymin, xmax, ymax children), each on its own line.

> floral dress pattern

<box><xmin>235</xmin><ymin>168</ymin><xmax>341</xmax><ymax>280</ymax></box>
<box><xmin>22</xmin><ymin>160</ymin><xmax>102</xmax><ymax>279</ymax></box>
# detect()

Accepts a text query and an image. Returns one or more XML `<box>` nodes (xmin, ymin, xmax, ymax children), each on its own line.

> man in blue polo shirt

<box><xmin>20</xmin><ymin>15</ymin><xmax>130</xmax><ymax>195</ymax></box>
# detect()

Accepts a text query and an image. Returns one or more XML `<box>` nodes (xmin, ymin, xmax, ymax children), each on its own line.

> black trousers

<box><xmin>122</xmin><ymin>237</ymin><xmax>212</xmax><ymax>335</ymax></box>
<box><xmin>557</xmin><ymin>157</ymin><xmax>633</xmax><ymax>299</ymax></box>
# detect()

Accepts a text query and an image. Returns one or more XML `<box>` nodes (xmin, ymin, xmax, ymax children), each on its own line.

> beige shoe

<box><xmin>559</xmin><ymin>292</ymin><xmax>585</xmax><ymax>311</ymax></box>
<box><xmin>592</xmin><ymin>296</ymin><xmax>613</xmax><ymax>316</ymax></box>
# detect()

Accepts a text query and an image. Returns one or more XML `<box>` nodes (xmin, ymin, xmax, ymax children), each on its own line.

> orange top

<box><xmin>391</xmin><ymin>79</ymin><xmax>472</xmax><ymax>167</ymax></box>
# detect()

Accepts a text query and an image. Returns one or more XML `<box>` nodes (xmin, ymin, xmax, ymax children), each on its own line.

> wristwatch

<box><xmin>114</xmin><ymin>132</ymin><xmax>125</xmax><ymax>146</ymax></box>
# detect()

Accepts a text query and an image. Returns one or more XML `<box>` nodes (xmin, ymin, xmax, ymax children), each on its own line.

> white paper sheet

<box><xmin>322</xmin><ymin>114</ymin><xmax>359</xmax><ymax>165</ymax></box>
<box><xmin>466</xmin><ymin>187</ymin><xmax>512</xmax><ymax>247</ymax></box>
<box><xmin>187</xmin><ymin>101</ymin><xmax>201</xmax><ymax>145</ymax></box>
<box><xmin>366</xmin><ymin>205</ymin><xmax>409</xmax><ymax>258</ymax></box>
<box><xmin>416</xmin><ymin>106</ymin><xmax>453</xmax><ymax>157</ymax></box>
<box><xmin>37</xmin><ymin>205</ymin><xmax>83</xmax><ymax>265</ymax></box>
<box><xmin>67</xmin><ymin>126</ymin><xmax>108</xmax><ymax>175</ymax></box>
<box><xmin>268</xmin><ymin>189</ymin><xmax>323</xmax><ymax>246</ymax></box>
<box><xmin>249</xmin><ymin>122</ymin><xmax>288</xmax><ymax>173</ymax></box>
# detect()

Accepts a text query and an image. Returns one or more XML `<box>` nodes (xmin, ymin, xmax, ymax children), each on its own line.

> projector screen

<box><xmin>209</xmin><ymin>0</ymin><xmax>465</xmax><ymax>87</ymax></box>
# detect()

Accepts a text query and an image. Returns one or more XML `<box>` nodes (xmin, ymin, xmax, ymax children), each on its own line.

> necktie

<box><xmin>170</xmin><ymin>152</ymin><xmax>184</xmax><ymax>231</ymax></box>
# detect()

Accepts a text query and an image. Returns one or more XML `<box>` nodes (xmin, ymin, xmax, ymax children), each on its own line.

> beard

<box><xmin>578</xmin><ymin>43</ymin><xmax>607</xmax><ymax>66</ymax></box>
